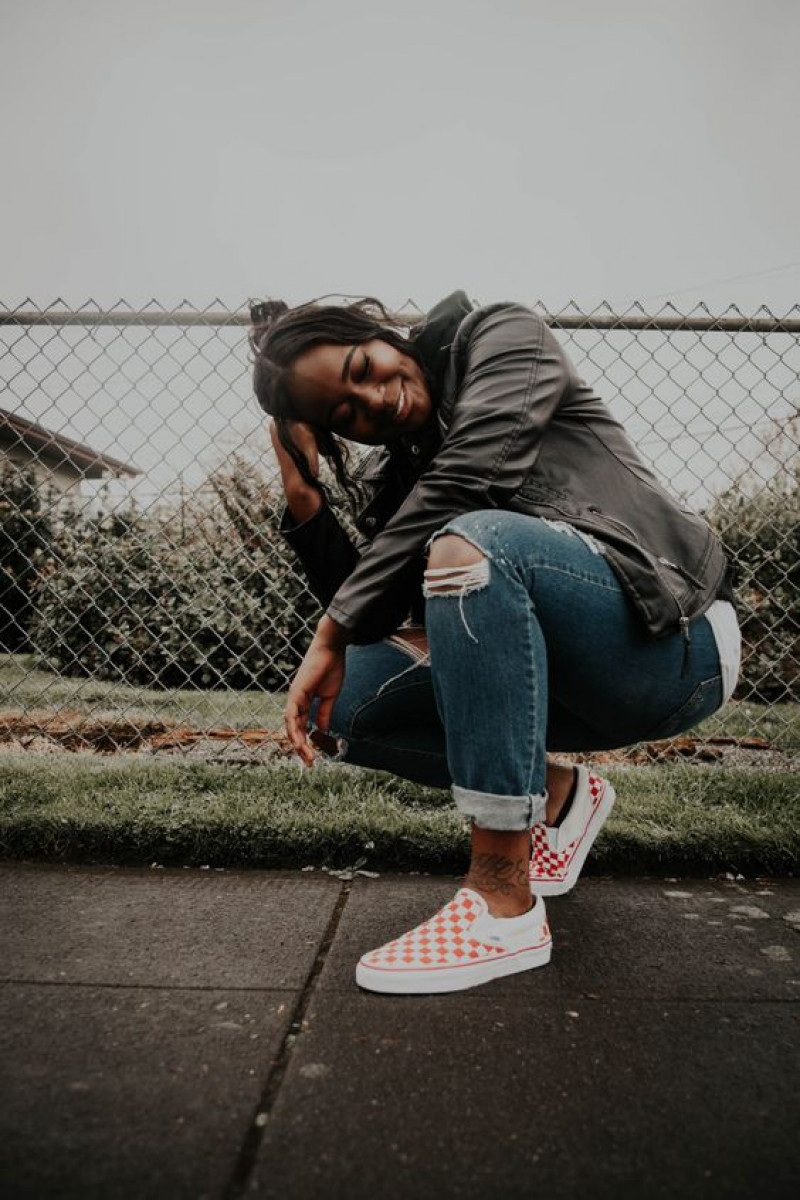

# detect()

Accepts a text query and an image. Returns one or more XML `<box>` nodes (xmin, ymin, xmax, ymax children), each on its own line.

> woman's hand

<box><xmin>269</xmin><ymin>418</ymin><xmax>320</xmax><ymax>477</ymax></box>
<box><xmin>285</xmin><ymin>616</ymin><xmax>349</xmax><ymax>766</ymax></box>
<box><xmin>269</xmin><ymin>419</ymin><xmax>322</xmax><ymax>524</ymax></box>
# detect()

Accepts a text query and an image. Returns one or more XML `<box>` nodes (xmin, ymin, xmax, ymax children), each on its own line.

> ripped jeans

<box><xmin>315</xmin><ymin>511</ymin><xmax>724</xmax><ymax>832</ymax></box>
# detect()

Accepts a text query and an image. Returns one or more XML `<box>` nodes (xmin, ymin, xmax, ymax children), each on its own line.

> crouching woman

<box><xmin>250</xmin><ymin>290</ymin><xmax>740</xmax><ymax>995</ymax></box>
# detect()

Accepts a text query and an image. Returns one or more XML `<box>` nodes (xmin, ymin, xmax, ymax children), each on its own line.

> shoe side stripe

<box><xmin>529</xmin><ymin>778</ymin><xmax>614</xmax><ymax>884</ymax></box>
<box><xmin>360</xmin><ymin>936</ymin><xmax>553</xmax><ymax>973</ymax></box>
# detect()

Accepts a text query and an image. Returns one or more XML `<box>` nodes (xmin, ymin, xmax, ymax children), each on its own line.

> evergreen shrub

<box><xmin>0</xmin><ymin>462</ymin><xmax>54</xmax><ymax>652</ymax></box>
<box><xmin>707</xmin><ymin>456</ymin><xmax>799</xmax><ymax>702</ymax></box>
<box><xmin>32</xmin><ymin>457</ymin><xmax>319</xmax><ymax>691</ymax></box>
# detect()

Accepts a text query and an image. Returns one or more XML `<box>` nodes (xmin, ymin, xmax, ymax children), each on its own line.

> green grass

<box><xmin>2</xmin><ymin>653</ymin><xmax>799</xmax><ymax>749</ymax></box>
<box><xmin>0</xmin><ymin>750</ymin><xmax>797</xmax><ymax>877</ymax></box>
<box><xmin>693</xmin><ymin>698</ymin><xmax>800</xmax><ymax>752</ymax></box>
<box><xmin>0</xmin><ymin>654</ymin><xmax>285</xmax><ymax>729</ymax></box>
<box><xmin>1</xmin><ymin>653</ymin><xmax>798</xmax><ymax>876</ymax></box>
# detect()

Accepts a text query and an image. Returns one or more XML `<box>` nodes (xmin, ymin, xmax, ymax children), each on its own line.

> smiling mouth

<box><xmin>393</xmin><ymin>382</ymin><xmax>409</xmax><ymax>424</ymax></box>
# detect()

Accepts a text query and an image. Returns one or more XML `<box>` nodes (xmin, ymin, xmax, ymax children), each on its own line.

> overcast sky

<box><xmin>2</xmin><ymin>0</ymin><xmax>799</xmax><ymax>314</ymax></box>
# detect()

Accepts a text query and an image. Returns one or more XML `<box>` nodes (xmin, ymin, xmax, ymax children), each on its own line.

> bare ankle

<box><xmin>545</xmin><ymin>762</ymin><xmax>577</xmax><ymax>825</ymax></box>
<box><xmin>464</xmin><ymin>876</ymin><xmax>532</xmax><ymax>917</ymax></box>
<box><xmin>465</xmin><ymin>825</ymin><xmax>533</xmax><ymax>917</ymax></box>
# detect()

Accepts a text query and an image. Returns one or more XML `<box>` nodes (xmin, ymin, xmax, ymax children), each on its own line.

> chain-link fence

<box><xmin>1</xmin><ymin>300</ymin><xmax>798</xmax><ymax>769</ymax></box>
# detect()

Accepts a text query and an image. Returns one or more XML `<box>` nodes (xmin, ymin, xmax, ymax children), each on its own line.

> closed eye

<box><xmin>355</xmin><ymin>352</ymin><xmax>370</xmax><ymax>382</ymax></box>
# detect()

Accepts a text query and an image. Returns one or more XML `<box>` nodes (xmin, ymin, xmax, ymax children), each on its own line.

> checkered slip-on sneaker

<box><xmin>355</xmin><ymin>888</ymin><xmax>552</xmax><ymax>995</ymax></box>
<box><xmin>528</xmin><ymin>766</ymin><xmax>616</xmax><ymax>897</ymax></box>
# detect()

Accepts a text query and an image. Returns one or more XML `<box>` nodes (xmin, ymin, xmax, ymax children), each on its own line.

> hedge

<box><xmin>31</xmin><ymin>458</ymin><xmax>320</xmax><ymax>691</ymax></box>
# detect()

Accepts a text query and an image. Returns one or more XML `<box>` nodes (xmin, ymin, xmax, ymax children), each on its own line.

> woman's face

<box><xmin>286</xmin><ymin>338</ymin><xmax>433</xmax><ymax>444</ymax></box>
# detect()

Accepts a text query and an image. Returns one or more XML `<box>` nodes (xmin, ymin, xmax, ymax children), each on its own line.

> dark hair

<box><xmin>250</xmin><ymin>296</ymin><xmax>426</xmax><ymax>509</ymax></box>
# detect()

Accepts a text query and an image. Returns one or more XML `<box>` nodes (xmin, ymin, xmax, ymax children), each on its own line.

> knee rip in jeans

<box><xmin>423</xmin><ymin>534</ymin><xmax>491</xmax><ymax>644</ymax></box>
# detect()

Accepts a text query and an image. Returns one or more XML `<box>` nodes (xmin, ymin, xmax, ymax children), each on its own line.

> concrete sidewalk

<box><xmin>0</xmin><ymin>863</ymin><xmax>798</xmax><ymax>1199</ymax></box>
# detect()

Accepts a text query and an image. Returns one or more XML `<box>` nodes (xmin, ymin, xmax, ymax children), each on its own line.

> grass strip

<box><xmin>0</xmin><ymin>654</ymin><xmax>285</xmax><ymax>729</ymax></box>
<box><xmin>0</xmin><ymin>751</ymin><xmax>797</xmax><ymax>877</ymax></box>
<box><xmin>4</xmin><ymin>654</ymin><xmax>799</xmax><ymax>750</ymax></box>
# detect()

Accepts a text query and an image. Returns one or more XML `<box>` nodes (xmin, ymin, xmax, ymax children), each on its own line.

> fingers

<box><xmin>269</xmin><ymin>419</ymin><xmax>320</xmax><ymax>479</ymax></box>
<box><xmin>289</xmin><ymin>421</ymin><xmax>320</xmax><ymax>477</ymax></box>
<box><xmin>285</xmin><ymin>694</ymin><xmax>315</xmax><ymax>767</ymax></box>
<box><xmin>284</xmin><ymin>642</ymin><xmax>346</xmax><ymax>768</ymax></box>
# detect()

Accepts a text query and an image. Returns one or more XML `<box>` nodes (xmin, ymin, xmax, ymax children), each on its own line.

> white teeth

<box><xmin>396</xmin><ymin>384</ymin><xmax>407</xmax><ymax>420</ymax></box>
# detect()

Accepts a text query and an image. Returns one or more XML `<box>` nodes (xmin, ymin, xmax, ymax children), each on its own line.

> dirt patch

<box><xmin>0</xmin><ymin>711</ymin><xmax>794</xmax><ymax>770</ymax></box>
<box><xmin>0</xmin><ymin>711</ymin><xmax>176</xmax><ymax>753</ymax></box>
<box><xmin>559</xmin><ymin>735</ymin><xmax>795</xmax><ymax>774</ymax></box>
<box><xmin>0</xmin><ymin>710</ymin><xmax>294</xmax><ymax>763</ymax></box>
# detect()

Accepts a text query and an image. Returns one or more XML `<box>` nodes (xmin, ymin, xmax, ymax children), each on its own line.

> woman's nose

<box><xmin>357</xmin><ymin>383</ymin><xmax>387</xmax><ymax>416</ymax></box>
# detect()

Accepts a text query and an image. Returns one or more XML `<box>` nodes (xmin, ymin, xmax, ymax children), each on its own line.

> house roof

<box><xmin>0</xmin><ymin>409</ymin><xmax>141</xmax><ymax>479</ymax></box>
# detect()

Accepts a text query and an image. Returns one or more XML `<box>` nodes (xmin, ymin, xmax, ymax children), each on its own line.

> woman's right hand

<box><xmin>285</xmin><ymin>615</ymin><xmax>349</xmax><ymax>766</ymax></box>
<box><xmin>269</xmin><ymin>418</ymin><xmax>320</xmax><ymax>479</ymax></box>
<box><xmin>269</xmin><ymin>419</ymin><xmax>322</xmax><ymax>523</ymax></box>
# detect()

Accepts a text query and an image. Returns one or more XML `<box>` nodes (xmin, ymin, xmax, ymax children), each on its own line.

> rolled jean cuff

<box><xmin>452</xmin><ymin>784</ymin><xmax>548</xmax><ymax>831</ymax></box>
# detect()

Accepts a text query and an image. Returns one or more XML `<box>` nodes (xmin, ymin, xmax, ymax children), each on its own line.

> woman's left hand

<box><xmin>285</xmin><ymin>617</ymin><xmax>348</xmax><ymax>766</ymax></box>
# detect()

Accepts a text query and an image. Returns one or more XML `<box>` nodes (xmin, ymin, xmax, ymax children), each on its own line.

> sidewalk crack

<box><xmin>223</xmin><ymin>881</ymin><xmax>351</xmax><ymax>1199</ymax></box>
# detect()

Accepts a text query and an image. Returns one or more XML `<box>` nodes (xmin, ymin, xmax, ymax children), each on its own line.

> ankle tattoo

<box><xmin>466</xmin><ymin>852</ymin><xmax>529</xmax><ymax>896</ymax></box>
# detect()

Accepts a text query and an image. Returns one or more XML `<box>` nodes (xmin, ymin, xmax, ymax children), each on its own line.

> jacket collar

<box><xmin>409</xmin><ymin>289</ymin><xmax>474</xmax><ymax>406</ymax></box>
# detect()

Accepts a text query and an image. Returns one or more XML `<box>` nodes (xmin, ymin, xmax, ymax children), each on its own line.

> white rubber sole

<box><xmin>355</xmin><ymin>939</ymin><xmax>552</xmax><ymax>995</ymax></box>
<box><xmin>529</xmin><ymin>780</ymin><xmax>616</xmax><ymax>897</ymax></box>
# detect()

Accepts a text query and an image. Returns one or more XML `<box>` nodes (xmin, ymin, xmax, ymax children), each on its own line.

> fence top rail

<box><xmin>2</xmin><ymin>308</ymin><xmax>800</xmax><ymax>335</ymax></box>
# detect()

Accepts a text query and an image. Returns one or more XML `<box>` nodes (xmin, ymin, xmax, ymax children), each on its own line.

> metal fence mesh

<box><xmin>1</xmin><ymin>299</ymin><xmax>798</xmax><ymax>768</ymax></box>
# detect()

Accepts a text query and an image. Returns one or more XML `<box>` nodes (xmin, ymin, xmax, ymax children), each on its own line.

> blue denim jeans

<box><xmin>317</xmin><ymin>511</ymin><xmax>724</xmax><ymax>832</ymax></box>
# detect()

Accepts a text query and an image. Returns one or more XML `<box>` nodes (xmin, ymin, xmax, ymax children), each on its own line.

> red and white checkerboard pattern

<box><xmin>529</xmin><ymin>772</ymin><xmax>607</xmax><ymax>885</ymax></box>
<box><xmin>361</xmin><ymin>888</ymin><xmax>548</xmax><ymax>971</ymax></box>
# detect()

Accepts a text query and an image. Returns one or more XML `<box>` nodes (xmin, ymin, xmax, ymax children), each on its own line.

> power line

<box><xmin>623</xmin><ymin>260</ymin><xmax>800</xmax><ymax>307</ymax></box>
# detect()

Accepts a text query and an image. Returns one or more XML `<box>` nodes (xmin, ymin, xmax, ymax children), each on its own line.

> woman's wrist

<box><xmin>315</xmin><ymin>614</ymin><xmax>350</xmax><ymax>650</ymax></box>
<box><xmin>285</xmin><ymin>485</ymin><xmax>322</xmax><ymax>525</ymax></box>
<box><xmin>270</xmin><ymin>419</ymin><xmax>323</xmax><ymax>524</ymax></box>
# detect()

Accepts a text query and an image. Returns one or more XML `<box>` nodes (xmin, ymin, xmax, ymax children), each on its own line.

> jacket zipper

<box><xmin>658</xmin><ymin>556</ymin><xmax>705</xmax><ymax>590</ymax></box>
<box><xmin>651</xmin><ymin>556</ymin><xmax>693</xmax><ymax>676</ymax></box>
<box><xmin>596</xmin><ymin>511</ymin><xmax>639</xmax><ymax>543</ymax></box>
<box><xmin>586</xmin><ymin>513</ymin><xmax>694</xmax><ymax>670</ymax></box>
<box><xmin>678</xmin><ymin>614</ymin><xmax>691</xmax><ymax>678</ymax></box>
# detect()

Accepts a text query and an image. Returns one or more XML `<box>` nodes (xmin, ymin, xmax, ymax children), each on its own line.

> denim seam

<box><xmin>641</xmin><ymin>673</ymin><xmax>723</xmax><ymax>742</ymax></box>
<box><xmin>520</xmin><ymin>558</ymin><xmax>544</xmax><ymax>799</ymax></box>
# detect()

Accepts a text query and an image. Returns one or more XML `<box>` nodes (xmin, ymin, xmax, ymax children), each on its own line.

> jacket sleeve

<box><xmin>327</xmin><ymin>304</ymin><xmax>570</xmax><ymax>641</ymax></box>
<box><xmin>279</xmin><ymin>502</ymin><xmax>361</xmax><ymax>610</ymax></box>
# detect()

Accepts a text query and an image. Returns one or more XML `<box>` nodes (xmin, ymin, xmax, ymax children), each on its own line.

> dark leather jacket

<box><xmin>281</xmin><ymin>296</ymin><xmax>732</xmax><ymax>646</ymax></box>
